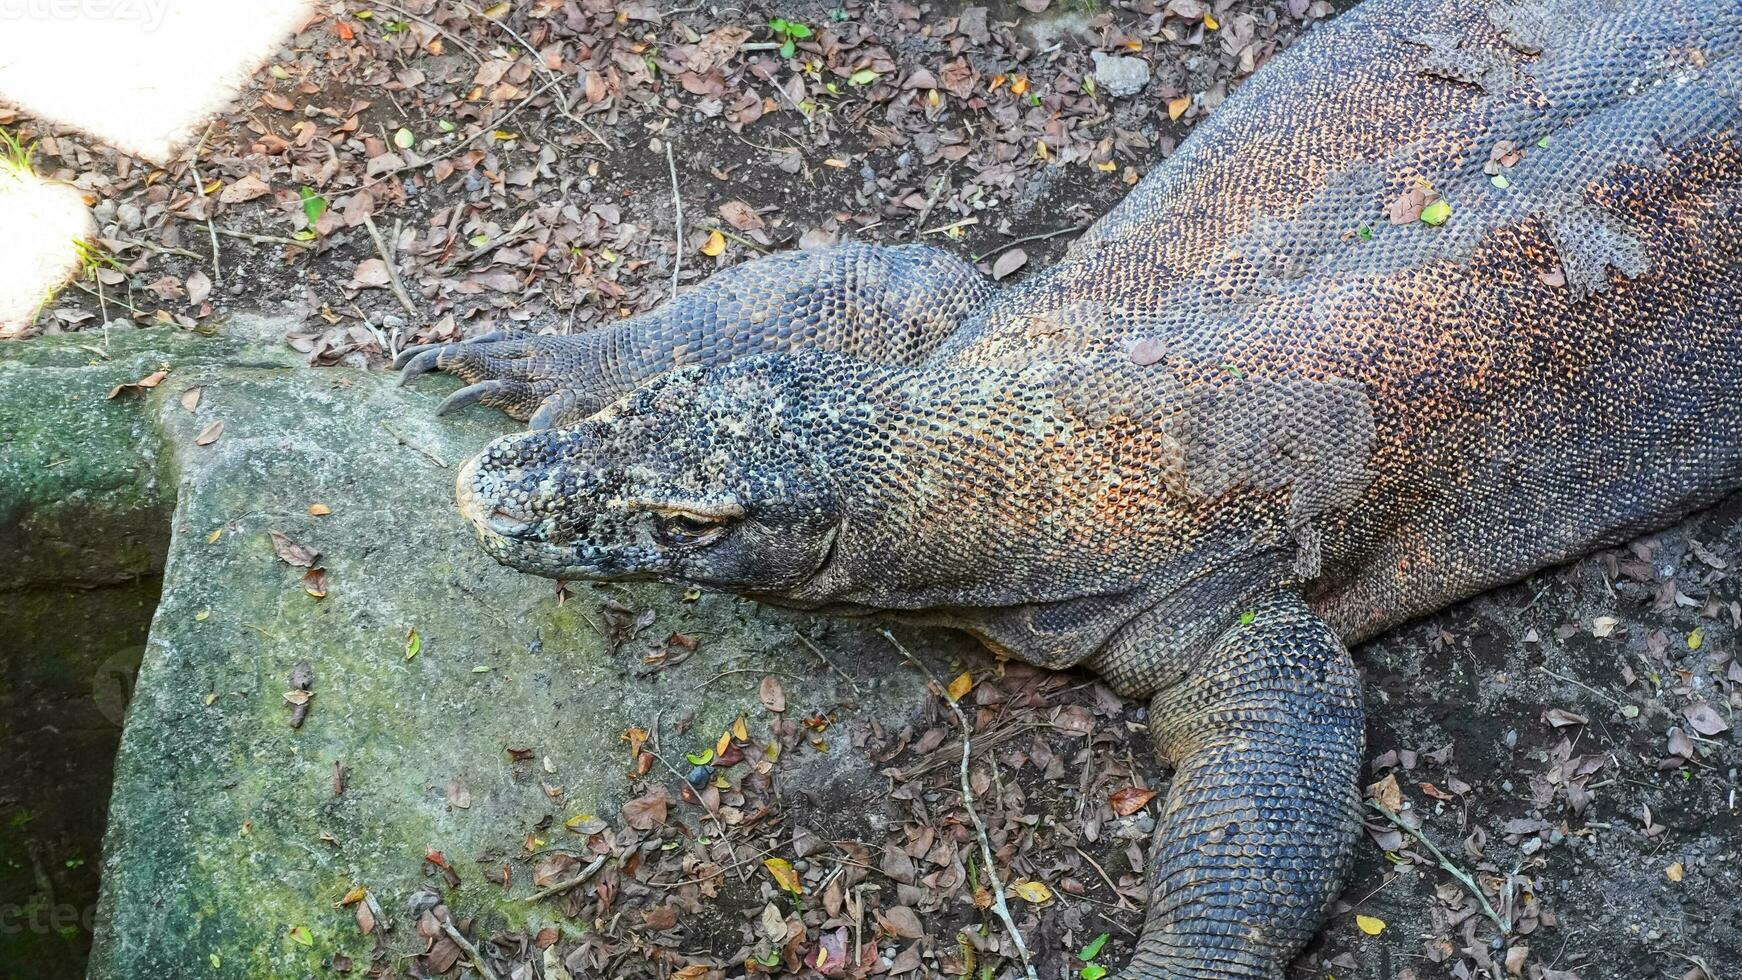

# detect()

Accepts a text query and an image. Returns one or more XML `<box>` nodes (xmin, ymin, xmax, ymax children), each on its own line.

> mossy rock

<box><xmin>0</xmin><ymin>324</ymin><xmax>931</xmax><ymax>979</ymax></box>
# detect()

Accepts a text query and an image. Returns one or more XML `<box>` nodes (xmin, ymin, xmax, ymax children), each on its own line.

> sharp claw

<box><xmin>393</xmin><ymin>331</ymin><xmax>514</xmax><ymax>372</ymax></box>
<box><xmin>436</xmin><ymin>380</ymin><xmax>513</xmax><ymax>416</ymax></box>
<box><xmin>397</xmin><ymin>347</ymin><xmax>447</xmax><ymax>385</ymax></box>
<box><xmin>392</xmin><ymin>342</ymin><xmax>439</xmax><ymax>371</ymax></box>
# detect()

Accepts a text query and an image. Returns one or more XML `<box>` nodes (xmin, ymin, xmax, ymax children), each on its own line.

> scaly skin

<box><xmin>401</xmin><ymin>0</ymin><xmax>1742</xmax><ymax>975</ymax></box>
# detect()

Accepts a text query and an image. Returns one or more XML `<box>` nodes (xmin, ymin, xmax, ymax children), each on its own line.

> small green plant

<box><xmin>0</xmin><ymin>126</ymin><xmax>37</xmax><ymax>180</ymax></box>
<box><xmin>767</xmin><ymin>16</ymin><xmax>812</xmax><ymax>58</ymax></box>
<box><xmin>1077</xmin><ymin>931</ymin><xmax>1112</xmax><ymax>979</ymax></box>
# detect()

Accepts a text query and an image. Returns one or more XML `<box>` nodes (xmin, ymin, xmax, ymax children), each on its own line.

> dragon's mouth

<box><xmin>456</xmin><ymin>451</ymin><xmax>662</xmax><ymax>581</ymax></box>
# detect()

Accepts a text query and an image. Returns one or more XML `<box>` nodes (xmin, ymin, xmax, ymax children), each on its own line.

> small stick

<box><xmin>1367</xmin><ymin>799</ymin><xmax>1508</xmax><ymax>936</ymax></box>
<box><xmin>912</xmin><ymin>174</ymin><xmax>948</xmax><ymax>234</ymax></box>
<box><xmin>690</xmin><ymin>667</ymin><xmax>793</xmax><ymax>692</ymax></box>
<box><xmin>437</xmin><ymin>917</ymin><xmax>501</xmax><ymax>980</ymax></box>
<box><xmin>114</xmin><ymin>237</ymin><xmax>204</xmax><ymax>260</ymax></box>
<box><xmin>211</xmin><ymin>226</ymin><xmax>313</xmax><ymax>248</ymax></box>
<box><xmin>356</xmin><ymin>72</ymin><xmax>566</xmax><ymax>193</ymax></box>
<box><xmin>380</xmin><ymin>422</ymin><xmax>449</xmax><ymax>468</ymax></box>
<box><xmin>647</xmin><ymin>750</ymin><xmax>748</xmax><ymax>883</ymax></box>
<box><xmin>666</xmin><ymin>140</ymin><xmax>683</xmax><ymax>298</ymax></box>
<box><xmin>972</xmin><ymin>224</ymin><xmax>1090</xmax><ymax>262</ymax></box>
<box><xmin>517</xmin><ymin>855</ymin><xmax>606</xmax><ymax>902</ymax></box>
<box><xmin>66</xmin><ymin>280</ymin><xmax>144</xmax><ymax>316</ymax></box>
<box><xmin>362</xmin><ymin>213</ymin><xmax>418</xmax><ymax>316</ymax></box>
<box><xmin>793</xmin><ymin>634</ymin><xmax>860</xmax><ymax>694</ymax></box>
<box><xmin>1535</xmin><ymin>665</ymin><xmax>1622</xmax><ymax>706</ymax></box>
<box><xmin>921</xmin><ymin>216</ymin><xmax>979</xmax><ymax>237</ymax></box>
<box><xmin>647</xmin><ymin>842</ymin><xmax>782</xmax><ymax>889</ymax></box>
<box><xmin>454</xmin><ymin>0</ymin><xmax>612</xmax><ymax>148</ymax></box>
<box><xmin>881</xmin><ymin>629</ymin><xmax>1039</xmax><ymax>980</ymax></box>
<box><xmin>1070</xmin><ymin>845</ymin><xmax>1133</xmax><ymax>910</ymax></box>
<box><xmin>187</xmin><ymin>124</ymin><xmax>222</xmax><ymax>281</ymax></box>
<box><xmin>714</xmin><ymin>227</ymin><xmax>767</xmax><ymax>254</ymax></box>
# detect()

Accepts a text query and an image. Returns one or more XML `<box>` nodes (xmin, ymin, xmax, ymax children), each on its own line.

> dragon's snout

<box><xmin>458</xmin><ymin>453</ymin><xmax>542</xmax><ymax>537</ymax></box>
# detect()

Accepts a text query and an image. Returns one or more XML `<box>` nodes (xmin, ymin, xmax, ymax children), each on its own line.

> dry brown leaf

<box><xmin>268</xmin><ymin>530</ymin><xmax>321</xmax><ymax>567</ymax></box>
<box><xmin>1683</xmin><ymin>702</ymin><xmax>1730</xmax><ymax>736</ymax></box>
<box><xmin>218</xmin><ymin>174</ymin><xmax>271</xmax><ymax>204</ymax></box>
<box><xmin>1366</xmin><ymin>772</ymin><xmax>1403</xmax><ymax>811</ymax></box>
<box><xmin>353</xmin><ymin>258</ymin><xmax>392</xmax><ymax>288</ymax></box>
<box><xmin>759</xmin><ymin>675</ymin><xmax>786</xmax><ymax>712</ymax></box>
<box><xmin>719</xmin><ymin>200</ymin><xmax>764</xmax><ymax>231</ymax></box>
<box><xmin>1109</xmin><ymin>786</ymin><xmax>1159</xmax><ymax>816</ymax></box>
<box><xmin>623</xmin><ymin>786</ymin><xmax>668</xmax><ymax>830</ymax></box>
<box><xmin>194</xmin><ymin>419</ymin><xmax>225</xmax><ymax>445</ymax></box>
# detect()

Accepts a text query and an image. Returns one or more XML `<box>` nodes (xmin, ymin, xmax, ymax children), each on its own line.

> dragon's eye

<box><xmin>654</xmin><ymin>511</ymin><xmax>731</xmax><ymax>547</ymax></box>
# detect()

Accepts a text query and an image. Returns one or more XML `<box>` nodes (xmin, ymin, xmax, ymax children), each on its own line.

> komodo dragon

<box><xmin>397</xmin><ymin>0</ymin><xmax>1742</xmax><ymax>974</ymax></box>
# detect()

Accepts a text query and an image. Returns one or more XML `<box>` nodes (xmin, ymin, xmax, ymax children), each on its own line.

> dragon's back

<box><xmin>939</xmin><ymin>0</ymin><xmax>1742</xmax><ymax>640</ymax></box>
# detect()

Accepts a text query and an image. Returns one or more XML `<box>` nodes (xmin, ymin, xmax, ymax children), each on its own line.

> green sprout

<box><xmin>768</xmin><ymin>17</ymin><xmax>813</xmax><ymax>58</ymax></box>
<box><xmin>0</xmin><ymin>126</ymin><xmax>37</xmax><ymax>181</ymax></box>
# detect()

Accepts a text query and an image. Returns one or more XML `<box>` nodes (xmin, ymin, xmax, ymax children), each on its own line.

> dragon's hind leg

<box><xmin>1120</xmin><ymin>591</ymin><xmax>1363</xmax><ymax>978</ymax></box>
<box><xmin>396</xmin><ymin>241</ymin><xmax>993</xmax><ymax>428</ymax></box>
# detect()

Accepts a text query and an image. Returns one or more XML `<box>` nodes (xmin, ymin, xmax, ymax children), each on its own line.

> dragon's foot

<box><xmin>1118</xmin><ymin>592</ymin><xmax>1364</xmax><ymax>980</ymax></box>
<box><xmin>395</xmin><ymin>331</ymin><xmax>606</xmax><ymax>428</ymax></box>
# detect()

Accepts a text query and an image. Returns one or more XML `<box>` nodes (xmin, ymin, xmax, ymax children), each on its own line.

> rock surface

<box><xmin>1</xmin><ymin>324</ymin><xmax>931</xmax><ymax>978</ymax></box>
<box><xmin>1090</xmin><ymin>52</ymin><xmax>1152</xmax><ymax>98</ymax></box>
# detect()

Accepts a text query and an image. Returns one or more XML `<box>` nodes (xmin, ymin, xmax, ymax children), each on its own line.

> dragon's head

<box><xmin>455</xmin><ymin>355</ymin><xmax>851</xmax><ymax>594</ymax></box>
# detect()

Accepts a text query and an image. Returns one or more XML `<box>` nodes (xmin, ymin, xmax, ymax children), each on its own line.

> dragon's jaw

<box><xmin>455</xmin><ymin>448</ymin><xmax>667</xmax><ymax>581</ymax></box>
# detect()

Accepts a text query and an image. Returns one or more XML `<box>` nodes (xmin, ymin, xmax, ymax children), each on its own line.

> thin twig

<box><xmin>455</xmin><ymin>0</ymin><xmax>612</xmax><ymax>148</ymax></box>
<box><xmin>437</xmin><ymin>917</ymin><xmax>501</xmax><ymax>980</ymax></box>
<box><xmin>1366</xmin><ymin>800</ymin><xmax>1509</xmax><ymax>936</ymax></box>
<box><xmin>911</xmin><ymin>174</ymin><xmax>949</xmax><ymax>235</ymax></box>
<box><xmin>356</xmin><ymin>72</ymin><xmax>566</xmax><ymax>193</ymax></box>
<box><xmin>714</xmin><ymin>226</ymin><xmax>767</xmax><ymax>254</ymax></box>
<box><xmin>793</xmin><ymin>634</ymin><xmax>861</xmax><ymax>694</ymax></box>
<box><xmin>690</xmin><ymin>667</ymin><xmax>793</xmax><ymax>692</ymax></box>
<box><xmin>1535</xmin><ymin>665</ymin><xmax>1622</xmax><ymax>706</ymax></box>
<box><xmin>920</xmin><ymin>216</ymin><xmax>978</xmax><ymax>237</ymax></box>
<box><xmin>646</xmin><ymin>842</ymin><xmax>782</xmax><ymax>889</ymax></box>
<box><xmin>516</xmin><ymin>855</ymin><xmax>606</xmax><ymax>902</ymax></box>
<box><xmin>114</xmin><ymin>237</ymin><xmax>204</xmax><ymax>260</ymax></box>
<box><xmin>66</xmin><ymin>280</ymin><xmax>144</xmax><ymax>316</ymax></box>
<box><xmin>187</xmin><ymin>123</ymin><xmax>221</xmax><ymax>282</ymax></box>
<box><xmin>211</xmin><ymin>226</ymin><xmax>313</xmax><ymax>248</ymax></box>
<box><xmin>665</xmin><ymin>140</ymin><xmax>683</xmax><ymax>298</ymax></box>
<box><xmin>881</xmin><ymin>629</ymin><xmax>1039</xmax><ymax>980</ymax></box>
<box><xmin>380</xmin><ymin>422</ymin><xmax>449</xmax><ymax>468</ymax></box>
<box><xmin>362</xmin><ymin>213</ymin><xmax>418</xmax><ymax>316</ymax></box>
<box><xmin>647</xmin><ymin>750</ymin><xmax>748</xmax><ymax>883</ymax></box>
<box><xmin>1070</xmin><ymin>845</ymin><xmax>1134</xmax><ymax>910</ymax></box>
<box><xmin>971</xmin><ymin>223</ymin><xmax>1090</xmax><ymax>262</ymax></box>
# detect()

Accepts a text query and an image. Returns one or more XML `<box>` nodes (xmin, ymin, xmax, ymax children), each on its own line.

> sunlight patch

<box><xmin>0</xmin><ymin>0</ymin><xmax>317</xmax><ymax>162</ymax></box>
<box><xmin>0</xmin><ymin>159</ymin><xmax>93</xmax><ymax>337</ymax></box>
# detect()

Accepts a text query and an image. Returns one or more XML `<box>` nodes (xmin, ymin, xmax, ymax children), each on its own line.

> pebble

<box><xmin>1091</xmin><ymin>51</ymin><xmax>1152</xmax><ymax>98</ymax></box>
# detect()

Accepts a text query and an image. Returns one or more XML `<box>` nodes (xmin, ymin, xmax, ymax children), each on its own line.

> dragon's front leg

<box><xmin>1121</xmin><ymin>591</ymin><xmax>1364</xmax><ymax>979</ymax></box>
<box><xmin>394</xmin><ymin>241</ymin><xmax>992</xmax><ymax>428</ymax></box>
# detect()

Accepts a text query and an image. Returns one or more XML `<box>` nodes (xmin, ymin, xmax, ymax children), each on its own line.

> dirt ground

<box><xmin>3</xmin><ymin>0</ymin><xmax>1738</xmax><ymax>977</ymax></box>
